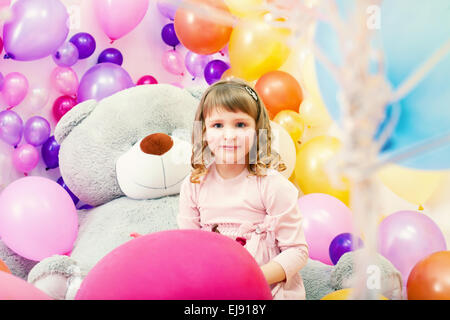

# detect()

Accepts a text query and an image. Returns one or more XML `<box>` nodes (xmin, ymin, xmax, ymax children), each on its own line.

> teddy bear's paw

<box><xmin>27</xmin><ymin>255</ymin><xmax>84</xmax><ymax>300</ymax></box>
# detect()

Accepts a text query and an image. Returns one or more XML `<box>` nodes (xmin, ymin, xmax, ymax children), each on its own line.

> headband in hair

<box><xmin>245</xmin><ymin>86</ymin><xmax>258</xmax><ymax>102</ymax></box>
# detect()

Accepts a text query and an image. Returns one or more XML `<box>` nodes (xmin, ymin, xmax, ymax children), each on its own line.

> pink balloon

<box><xmin>298</xmin><ymin>193</ymin><xmax>354</xmax><ymax>265</ymax></box>
<box><xmin>0</xmin><ymin>176</ymin><xmax>78</xmax><ymax>261</ymax></box>
<box><xmin>51</xmin><ymin>67</ymin><xmax>79</xmax><ymax>96</ymax></box>
<box><xmin>378</xmin><ymin>210</ymin><xmax>447</xmax><ymax>286</ymax></box>
<box><xmin>0</xmin><ymin>271</ymin><xmax>52</xmax><ymax>300</ymax></box>
<box><xmin>12</xmin><ymin>143</ymin><xmax>39</xmax><ymax>174</ymax></box>
<box><xmin>76</xmin><ymin>230</ymin><xmax>272</xmax><ymax>300</ymax></box>
<box><xmin>162</xmin><ymin>49</ymin><xmax>185</xmax><ymax>76</ymax></box>
<box><xmin>2</xmin><ymin>72</ymin><xmax>29</xmax><ymax>107</ymax></box>
<box><xmin>93</xmin><ymin>0</ymin><xmax>149</xmax><ymax>41</ymax></box>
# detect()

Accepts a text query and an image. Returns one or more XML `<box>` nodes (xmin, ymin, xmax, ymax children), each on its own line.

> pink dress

<box><xmin>177</xmin><ymin>161</ymin><xmax>309</xmax><ymax>300</ymax></box>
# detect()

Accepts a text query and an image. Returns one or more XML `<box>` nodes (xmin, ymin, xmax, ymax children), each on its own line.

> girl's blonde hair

<box><xmin>190</xmin><ymin>78</ymin><xmax>286</xmax><ymax>183</ymax></box>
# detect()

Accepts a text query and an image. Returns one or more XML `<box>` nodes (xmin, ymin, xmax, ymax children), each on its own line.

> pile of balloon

<box><xmin>1</xmin><ymin>0</ymin><xmax>450</xmax><ymax>300</ymax></box>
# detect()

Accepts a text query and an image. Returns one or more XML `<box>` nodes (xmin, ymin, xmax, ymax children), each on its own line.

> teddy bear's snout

<box><xmin>140</xmin><ymin>133</ymin><xmax>174</xmax><ymax>156</ymax></box>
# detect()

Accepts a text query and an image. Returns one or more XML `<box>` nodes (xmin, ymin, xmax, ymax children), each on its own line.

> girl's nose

<box><xmin>223</xmin><ymin>128</ymin><xmax>237</xmax><ymax>140</ymax></box>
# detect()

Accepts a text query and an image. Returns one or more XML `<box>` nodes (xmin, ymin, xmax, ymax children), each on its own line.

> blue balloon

<box><xmin>329</xmin><ymin>233</ymin><xmax>364</xmax><ymax>265</ymax></box>
<box><xmin>314</xmin><ymin>0</ymin><xmax>450</xmax><ymax>170</ymax></box>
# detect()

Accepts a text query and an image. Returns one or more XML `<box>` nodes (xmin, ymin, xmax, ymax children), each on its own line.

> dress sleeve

<box><xmin>177</xmin><ymin>175</ymin><xmax>201</xmax><ymax>229</ymax></box>
<box><xmin>261</xmin><ymin>172</ymin><xmax>309</xmax><ymax>286</ymax></box>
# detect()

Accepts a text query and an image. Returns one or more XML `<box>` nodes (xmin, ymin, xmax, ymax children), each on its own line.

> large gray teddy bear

<box><xmin>3</xmin><ymin>84</ymin><xmax>403</xmax><ymax>299</ymax></box>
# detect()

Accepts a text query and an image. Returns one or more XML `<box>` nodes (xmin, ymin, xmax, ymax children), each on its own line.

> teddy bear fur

<box><xmin>1</xmin><ymin>83</ymin><xmax>403</xmax><ymax>299</ymax></box>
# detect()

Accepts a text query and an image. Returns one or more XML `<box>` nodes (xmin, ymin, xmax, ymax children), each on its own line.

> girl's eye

<box><xmin>213</xmin><ymin>123</ymin><xmax>223</xmax><ymax>128</ymax></box>
<box><xmin>236</xmin><ymin>122</ymin><xmax>246</xmax><ymax>128</ymax></box>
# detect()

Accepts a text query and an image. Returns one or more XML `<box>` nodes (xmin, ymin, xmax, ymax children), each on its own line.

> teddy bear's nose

<box><xmin>140</xmin><ymin>133</ymin><xmax>173</xmax><ymax>156</ymax></box>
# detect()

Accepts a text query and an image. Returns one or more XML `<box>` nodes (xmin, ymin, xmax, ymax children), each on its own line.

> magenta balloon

<box><xmin>77</xmin><ymin>63</ymin><xmax>134</xmax><ymax>102</ymax></box>
<box><xmin>0</xmin><ymin>110</ymin><xmax>23</xmax><ymax>147</ymax></box>
<box><xmin>298</xmin><ymin>193</ymin><xmax>354</xmax><ymax>265</ymax></box>
<box><xmin>162</xmin><ymin>49</ymin><xmax>185</xmax><ymax>76</ymax></box>
<box><xmin>185</xmin><ymin>51</ymin><xmax>211</xmax><ymax>79</ymax></box>
<box><xmin>0</xmin><ymin>176</ymin><xmax>78</xmax><ymax>261</ymax></box>
<box><xmin>2</xmin><ymin>72</ymin><xmax>29</xmax><ymax>107</ymax></box>
<box><xmin>76</xmin><ymin>230</ymin><xmax>272</xmax><ymax>300</ymax></box>
<box><xmin>24</xmin><ymin>116</ymin><xmax>51</xmax><ymax>146</ymax></box>
<box><xmin>12</xmin><ymin>143</ymin><xmax>39</xmax><ymax>173</ymax></box>
<box><xmin>0</xmin><ymin>271</ymin><xmax>52</xmax><ymax>300</ymax></box>
<box><xmin>3</xmin><ymin>0</ymin><xmax>69</xmax><ymax>61</ymax></box>
<box><xmin>377</xmin><ymin>210</ymin><xmax>447</xmax><ymax>285</ymax></box>
<box><xmin>52</xmin><ymin>41</ymin><xmax>79</xmax><ymax>67</ymax></box>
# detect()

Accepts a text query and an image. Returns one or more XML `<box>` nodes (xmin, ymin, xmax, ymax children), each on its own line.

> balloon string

<box><xmin>390</xmin><ymin>39</ymin><xmax>450</xmax><ymax>103</ymax></box>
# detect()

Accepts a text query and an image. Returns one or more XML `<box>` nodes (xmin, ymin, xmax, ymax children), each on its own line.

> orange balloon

<box><xmin>220</xmin><ymin>68</ymin><xmax>235</xmax><ymax>80</ymax></box>
<box><xmin>174</xmin><ymin>0</ymin><xmax>233</xmax><ymax>55</ymax></box>
<box><xmin>255</xmin><ymin>70</ymin><xmax>303</xmax><ymax>119</ymax></box>
<box><xmin>407</xmin><ymin>251</ymin><xmax>450</xmax><ymax>300</ymax></box>
<box><xmin>0</xmin><ymin>259</ymin><xmax>11</xmax><ymax>274</ymax></box>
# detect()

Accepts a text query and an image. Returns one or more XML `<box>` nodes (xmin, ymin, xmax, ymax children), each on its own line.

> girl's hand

<box><xmin>260</xmin><ymin>261</ymin><xmax>286</xmax><ymax>285</ymax></box>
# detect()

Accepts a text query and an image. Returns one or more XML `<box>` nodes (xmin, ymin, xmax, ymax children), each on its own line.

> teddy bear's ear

<box><xmin>185</xmin><ymin>85</ymin><xmax>208</xmax><ymax>101</ymax></box>
<box><xmin>54</xmin><ymin>99</ymin><xmax>97</xmax><ymax>144</ymax></box>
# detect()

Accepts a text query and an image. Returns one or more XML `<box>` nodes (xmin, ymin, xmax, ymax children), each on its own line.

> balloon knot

<box><xmin>3</xmin><ymin>53</ymin><xmax>12</xmax><ymax>59</ymax></box>
<box><xmin>192</xmin><ymin>77</ymin><xmax>195</xmax><ymax>81</ymax></box>
<box><xmin>13</xmin><ymin>145</ymin><xmax>17</xmax><ymax>149</ymax></box>
<box><xmin>418</xmin><ymin>205</ymin><xmax>424</xmax><ymax>211</ymax></box>
<box><xmin>24</xmin><ymin>172</ymin><xmax>28</xmax><ymax>176</ymax></box>
<box><xmin>55</xmin><ymin>51</ymin><xmax>61</xmax><ymax>59</ymax></box>
<box><xmin>45</xmin><ymin>168</ymin><xmax>49</xmax><ymax>171</ymax></box>
<box><xmin>110</xmin><ymin>40</ymin><xmax>115</xmax><ymax>45</ymax></box>
<box><xmin>220</xmin><ymin>51</ymin><xmax>224</xmax><ymax>56</ymax></box>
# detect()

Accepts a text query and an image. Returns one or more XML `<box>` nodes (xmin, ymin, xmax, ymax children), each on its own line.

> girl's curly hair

<box><xmin>190</xmin><ymin>78</ymin><xmax>286</xmax><ymax>183</ymax></box>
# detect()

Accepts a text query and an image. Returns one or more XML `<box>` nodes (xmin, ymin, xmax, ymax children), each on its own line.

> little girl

<box><xmin>177</xmin><ymin>79</ymin><xmax>309</xmax><ymax>300</ymax></box>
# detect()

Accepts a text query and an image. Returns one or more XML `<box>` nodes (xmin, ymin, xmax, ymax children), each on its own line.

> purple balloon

<box><xmin>57</xmin><ymin>177</ymin><xmax>79</xmax><ymax>206</ymax></box>
<box><xmin>161</xmin><ymin>23</ymin><xmax>179</xmax><ymax>48</ymax></box>
<box><xmin>0</xmin><ymin>110</ymin><xmax>23</xmax><ymax>147</ymax></box>
<box><xmin>329</xmin><ymin>233</ymin><xmax>364</xmax><ymax>265</ymax></box>
<box><xmin>69</xmin><ymin>32</ymin><xmax>96</xmax><ymax>60</ymax></box>
<box><xmin>24</xmin><ymin>116</ymin><xmax>51</xmax><ymax>147</ymax></box>
<box><xmin>78</xmin><ymin>204</ymin><xmax>93</xmax><ymax>210</ymax></box>
<box><xmin>97</xmin><ymin>48</ymin><xmax>123</xmax><ymax>66</ymax></box>
<box><xmin>157</xmin><ymin>0</ymin><xmax>178</xmax><ymax>20</ymax></box>
<box><xmin>42</xmin><ymin>135</ymin><xmax>60</xmax><ymax>170</ymax></box>
<box><xmin>185</xmin><ymin>51</ymin><xmax>211</xmax><ymax>80</ymax></box>
<box><xmin>3</xmin><ymin>0</ymin><xmax>69</xmax><ymax>61</ymax></box>
<box><xmin>204</xmin><ymin>60</ymin><xmax>230</xmax><ymax>85</ymax></box>
<box><xmin>378</xmin><ymin>210</ymin><xmax>447</xmax><ymax>285</ymax></box>
<box><xmin>53</xmin><ymin>41</ymin><xmax>79</xmax><ymax>67</ymax></box>
<box><xmin>77</xmin><ymin>62</ymin><xmax>134</xmax><ymax>102</ymax></box>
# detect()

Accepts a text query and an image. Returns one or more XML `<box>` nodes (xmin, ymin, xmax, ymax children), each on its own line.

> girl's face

<box><xmin>205</xmin><ymin>107</ymin><xmax>256</xmax><ymax>165</ymax></box>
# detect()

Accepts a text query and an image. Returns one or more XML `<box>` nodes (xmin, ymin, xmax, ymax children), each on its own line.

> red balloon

<box><xmin>255</xmin><ymin>70</ymin><xmax>303</xmax><ymax>119</ymax></box>
<box><xmin>137</xmin><ymin>75</ymin><xmax>158</xmax><ymax>85</ymax></box>
<box><xmin>52</xmin><ymin>95</ymin><xmax>77</xmax><ymax>122</ymax></box>
<box><xmin>407</xmin><ymin>251</ymin><xmax>450</xmax><ymax>300</ymax></box>
<box><xmin>174</xmin><ymin>0</ymin><xmax>232</xmax><ymax>55</ymax></box>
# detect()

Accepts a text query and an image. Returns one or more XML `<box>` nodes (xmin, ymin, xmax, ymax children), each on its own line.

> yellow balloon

<box><xmin>321</xmin><ymin>288</ymin><xmax>388</xmax><ymax>300</ymax></box>
<box><xmin>273</xmin><ymin>110</ymin><xmax>305</xmax><ymax>148</ymax></box>
<box><xmin>298</xmin><ymin>52</ymin><xmax>332</xmax><ymax>128</ymax></box>
<box><xmin>294</xmin><ymin>136</ymin><xmax>350</xmax><ymax>206</ymax></box>
<box><xmin>377</xmin><ymin>164</ymin><xmax>442</xmax><ymax>206</ymax></box>
<box><xmin>224</xmin><ymin>0</ymin><xmax>264</xmax><ymax>18</ymax></box>
<box><xmin>229</xmin><ymin>13</ymin><xmax>291</xmax><ymax>81</ymax></box>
